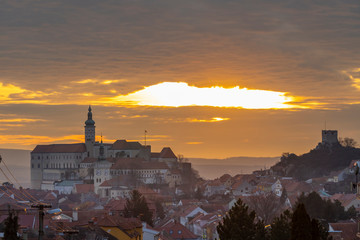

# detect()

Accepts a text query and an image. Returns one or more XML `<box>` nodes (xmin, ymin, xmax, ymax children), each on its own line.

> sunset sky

<box><xmin>1</xmin><ymin>1</ymin><xmax>360</xmax><ymax>158</ymax></box>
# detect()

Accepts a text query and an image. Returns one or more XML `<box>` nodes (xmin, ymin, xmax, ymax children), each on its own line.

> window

<box><xmin>31</xmin><ymin>164</ymin><xmax>34</xmax><ymax>168</ymax></box>
<box><xmin>38</xmin><ymin>164</ymin><xmax>40</xmax><ymax>168</ymax></box>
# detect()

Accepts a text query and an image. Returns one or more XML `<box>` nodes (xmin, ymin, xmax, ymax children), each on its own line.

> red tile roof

<box><xmin>32</xmin><ymin>143</ymin><xmax>86</xmax><ymax>153</ymax></box>
<box><xmin>159</xmin><ymin>222</ymin><xmax>198</xmax><ymax>240</ymax></box>
<box><xmin>75</xmin><ymin>184</ymin><xmax>94</xmax><ymax>193</ymax></box>
<box><xmin>329</xmin><ymin>222</ymin><xmax>357</xmax><ymax>240</ymax></box>
<box><xmin>151</xmin><ymin>152</ymin><xmax>161</xmax><ymax>158</ymax></box>
<box><xmin>110</xmin><ymin>140</ymin><xmax>142</xmax><ymax>150</ymax></box>
<box><xmin>104</xmin><ymin>198</ymin><xmax>127</xmax><ymax>211</ymax></box>
<box><xmin>179</xmin><ymin>205</ymin><xmax>199</xmax><ymax>218</ymax></box>
<box><xmin>331</xmin><ymin>193</ymin><xmax>357</xmax><ymax>207</ymax></box>
<box><xmin>0</xmin><ymin>214</ymin><xmax>36</xmax><ymax>229</ymax></box>
<box><xmin>159</xmin><ymin>147</ymin><xmax>177</xmax><ymax>159</ymax></box>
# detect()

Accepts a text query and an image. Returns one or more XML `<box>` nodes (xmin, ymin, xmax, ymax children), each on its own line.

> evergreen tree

<box><xmin>291</xmin><ymin>203</ymin><xmax>312</xmax><ymax>240</ymax></box>
<box><xmin>270</xmin><ymin>210</ymin><xmax>291</xmax><ymax>240</ymax></box>
<box><xmin>124</xmin><ymin>190</ymin><xmax>153</xmax><ymax>226</ymax></box>
<box><xmin>280</xmin><ymin>187</ymin><xmax>288</xmax><ymax>205</ymax></box>
<box><xmin>297</xmin><ymin>191</ymin><xmax>350</xmax><ymax>222</ymax></box>
<box><xmin>217</xmin><ymin>198</ymin><xmax>266</xmax><ymax>240</ymax></box>
<box><xmin>4</xmin><ymin>208</ymin><xmax>20</xmax><ymax>240</ymax></box>
<box><xmin>155</xmin><ymin>200</ymin><xmax>165</xmax><ymax>220</ymax></box>
<box><xmin>311</xmin><ymin>219</ymin><xmax>320</xmax><ymax>240</ymax></box>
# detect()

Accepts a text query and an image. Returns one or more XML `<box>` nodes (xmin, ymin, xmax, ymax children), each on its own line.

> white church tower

<box><xmin>85</xmin><ymin>106</ymin><xmax>96</xmax><ymax>157</ymax></box>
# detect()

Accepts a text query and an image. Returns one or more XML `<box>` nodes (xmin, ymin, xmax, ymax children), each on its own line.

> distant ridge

<box><xmin>0</xmin><ymin>148</ymin><xmax>31</xmax><ymax>188</ymax></box>
<box><xmin>189</xmin><ymin>156</ymin><xmax>280</xmax><ymax>180</ymax></box>
<box><xmin>0</xmin><ymin>148</ymin><xmax>280</xmax><ymax>184</ymax></box>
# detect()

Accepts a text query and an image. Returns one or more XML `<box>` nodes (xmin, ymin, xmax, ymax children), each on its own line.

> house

<box><xmin>329</xmin><ymin>222</ymin><xmax>357</xmax><ymax>240</ymax></box>
<box><xmin>204</xmin><ymin>180</ymin><xmax>226</xmax><ymax>197</ymax></box>
<box><xmin>188</xmin><ymin>213</ymin><xmax>221</xmax><ymax>240</ymax></box>
<box><xmin>158</xmin><ymin>221</ymin><xmax>199</xmax><ymax>240</ymax></box>
<box><xmin>143</xmin><ymin>222</ymin><xmax>160</xmax><ymax>240</ymax></box>
<box><xmin>331</xmin><ymin>193</ymin><xmax>360</xmax><ymax>211</ymax></box>
<box><xmin>231</xmin><ymin>179</ymin><xmax>255</xmax><ymax>196</ymax></box>
<box><xmin>179</xmin><ymin>205</ymin><xmax>207</xmax><ymax>226</ymax></box>
<box><xmin>54</xmin><ymin>180</ymin><xmax>83</xmax><ymax>194</ymax></box>
<box><xmin>271</xmin><ymin>179</ymin><xmax>283</xmax><ymax>197</ymax></box>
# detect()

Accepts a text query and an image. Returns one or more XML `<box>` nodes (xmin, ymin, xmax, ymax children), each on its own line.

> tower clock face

<box><xmin>96</xmin><ymin>169</ymin><xmax>101</xmax><ymax>176</ymax></box>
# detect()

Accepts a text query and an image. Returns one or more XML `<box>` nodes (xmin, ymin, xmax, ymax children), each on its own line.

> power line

<box><xmin>1</xmin><ymin>156</ymin><xmax>40</xmax><ymax>203</ymax></box>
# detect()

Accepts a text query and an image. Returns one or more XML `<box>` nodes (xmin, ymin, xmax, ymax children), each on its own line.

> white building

<box><xmin>31</xmin><ymin>106</ymin><xmax>181</xmax><ymax>192</ymax></box>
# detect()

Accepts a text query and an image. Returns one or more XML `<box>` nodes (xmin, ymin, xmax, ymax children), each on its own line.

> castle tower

<box><xmin>85</xmin><ymin>106</ymin><xmax>95</xmax><ymax>157</ymax></box>
<box><xmin>322</xmin><ymin>130</ymin><xmax>338</xmax><ymax>145</ymax></box>
<box><xmin>98</xmin><ymin>135</ymin><xmax>106</xmax><ymax>161</ymax></box>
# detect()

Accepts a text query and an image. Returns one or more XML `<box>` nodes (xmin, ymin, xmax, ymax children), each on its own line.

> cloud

<box><xmin>0</xmin><ymin>134</ymin><xmax>114</xmax><ymax>147</ymax></box>
<box><xmin>104</xmin><ymin>82</ymin><xmax>305</xmax><ymax>109</ymax></box>
<box><xmin>343</xmin><ymin>68</ymin><xmax>360</xmax><ymax>90</ymax></box>
<box><xmin>186</xmin><ymin>142</ymin><xmax>203</xmax><ymax>145</ymax></box>
<box><xmin>74</xmin><ymin>79</ymin><xmax>126</xmax><ymax>85</ymax></box>
<box><xmin>0</xmin><ymin>118</ymin><xmax>46</xmax><ymax>123</ymax></box>
<box><xmin>187</xmin><ymin>117</ymin><xmax>230</xmax><ymax>123</ymax></box>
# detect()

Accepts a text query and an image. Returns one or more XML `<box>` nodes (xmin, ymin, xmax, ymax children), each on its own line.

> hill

<box><xmin>271</xmin><ymin>144</ymin><xmax>360</xmax><ymax>180</ymax></box>
<box><xmin>189</xmin><ymin>156</ymin><xmax>280</xmax><ymax>179</ymax></box>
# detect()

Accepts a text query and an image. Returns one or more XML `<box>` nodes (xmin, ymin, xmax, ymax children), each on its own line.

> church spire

<box><xmin>84</xmin><ymin>106</ymin><xmax>96</xmax><ymax>156</ymax></box>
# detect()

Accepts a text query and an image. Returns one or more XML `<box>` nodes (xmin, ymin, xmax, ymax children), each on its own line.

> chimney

<box><xmin>72</xmin><ymin>208</ymin><xmax>78</xmax><ymax>222</ymax></box>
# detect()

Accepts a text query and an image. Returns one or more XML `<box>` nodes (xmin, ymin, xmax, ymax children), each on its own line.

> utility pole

<box><xmin>31</xmin><ymin>203</ymin><xmax>52</xmax><ymax>240</ymax></box>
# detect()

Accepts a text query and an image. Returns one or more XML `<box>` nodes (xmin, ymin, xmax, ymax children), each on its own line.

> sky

<box><xmin>1</xmin><ymin>0</ymin><xmax>360</xmax><ymax>158</ymax></box>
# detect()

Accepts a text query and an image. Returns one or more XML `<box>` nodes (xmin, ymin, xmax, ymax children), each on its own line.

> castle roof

<box><xmin>32</xmin><ymin>143</ymin><xmax>86</xmax><ymax>153</ymax></box>
<box><xmin>151</xmin><ymin>147</ymin><xmax>177</xmax><ymax>159</ymax></box>
<box><xmin>110</xmin><ymin>140</ymin><xmax>142</xmax><ymax>150</ymax></box>
<box><xmin>160</xmin><ymin>147</ymin><xmax>177</xmax><ymax>158</ymax></box>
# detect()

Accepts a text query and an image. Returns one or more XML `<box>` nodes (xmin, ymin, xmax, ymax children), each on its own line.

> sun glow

<box><xmin>107</xmin><ymin>82</ymin><xmax>300</xmax><ymax>109</ymax></box>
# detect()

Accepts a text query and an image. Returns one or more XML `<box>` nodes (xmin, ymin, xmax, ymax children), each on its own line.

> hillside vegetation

<box><xmin>271</xmin><ymin>143</ymin><xmax>360</xmax><ymax>180</ymax></box>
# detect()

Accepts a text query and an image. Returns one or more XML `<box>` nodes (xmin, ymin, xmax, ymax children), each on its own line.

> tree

<box><xmin>4</xmin><ymin>208</ymin><xmax>21</xmax><ymax>240</ymax></box>
<box><xmin>291</xmin><ymin>203</ymin><xmax>312</xmax><ymax>240</ymax></box>
<box><xmin>245</xmin><ymin>192</ymin><xmax>282</xmax><ymax>225</ymax></box>
<box><xmin>194</xmin><ymin>187</ymin><xmax>203</xmax><ymax>200</ymax></box>
<box><xmin>124</xmin><ymin>190</ymin><xmax>153</xmax><ymax>226</ymax></box>
<box><xmin>217</xmin><ymin>198</ymin><xmax>266</xmax><ymax>240</ymax></box>
<box><xmin>290</xmin><ymin>203</ymin><xmax>332</xmax><ymax>240</ymax></box>
<box><xmin>270</xmin><ymin>210</ymin><xmax>291</xmax><ymax>240</ymax></box>
<box><xmin>155</xmin><ymin>200</ymin><xmax>165</xmax><ymax>220</ymax></box>
<box><xmin>339</xmin><ymin>137</ymin><xmax>357</xmax><ymax>148</ymax></box>
<box><xmin>296</xmin><ymin>191</ymin><xmax>350</xmax><ymax>222</ymax></box>
<box><xmin>280</xmin><ymin>187</ymin><xmax>288</xmax><ymax>205</ymax></box>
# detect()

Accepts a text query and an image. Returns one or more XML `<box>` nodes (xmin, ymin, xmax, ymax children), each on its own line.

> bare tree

<box><xmin>244</xmin><ymin>193</ymin><xmax>282</xmax><ymax>225</ymax></box>
<box><xmin>339</xmin><ymin>137</ymin><xmax>358</xmax><ymax>148</ymax></box>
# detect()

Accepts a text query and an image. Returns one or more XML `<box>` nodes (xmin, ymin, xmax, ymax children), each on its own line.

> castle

<box><xmin>31</xmin><ymin>107</ymin><xmax>187</xmax><ymax>197</ymax></box>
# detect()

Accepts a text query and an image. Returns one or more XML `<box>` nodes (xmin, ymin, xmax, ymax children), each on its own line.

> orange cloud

<box><xmin>186</xmin><ymin>142</ymin><xmax>204</xmax><ymax>145</ymax></box>
<box><xmin>343</xmin><ymin>68</ymin><xmax>360</xmax><ymax>90</ymax></box>
<box><xmin>187</xmin><ymin>117</ymin><xmax>230</xmax><ymax>123</ymax></box>
<box><xmin>0</xmin><ymin>118</ymin><xmax>46</xmax><ymax>123</ymax></box>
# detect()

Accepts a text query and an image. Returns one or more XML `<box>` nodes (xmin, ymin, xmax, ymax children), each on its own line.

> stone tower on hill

<box><xmin>322</xmin><ymin>130</ymin><xmax>338</xmax><ymax>145</ymax></box>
